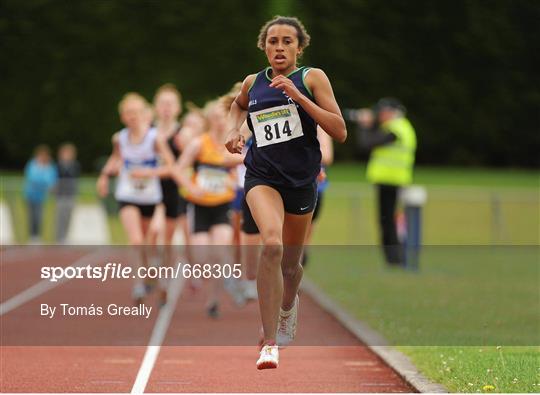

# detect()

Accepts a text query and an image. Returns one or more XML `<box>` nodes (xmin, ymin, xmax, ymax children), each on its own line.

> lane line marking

<box><xmin>130</xmin><ymin>274</ymin><xmax>185</xmax><ymax>394</ymax></box>
<box><xmin>0</xmin><ymin>249</ymin><xmax>105</xmax><ymax>316</ymax></box>
<box><xmin>162</xmin><ymin>359</ymin><xmax>193</xmax><ymax>365</ymax></box>
<box><xmin>104</xmin><ymin>358</ymin><xmax>137</xmax><ymax>364</ymax></box>
<box><xmin>0</xmin><ymin>246</ymin><xmax>82</xmax><ymax>266</ymax></box>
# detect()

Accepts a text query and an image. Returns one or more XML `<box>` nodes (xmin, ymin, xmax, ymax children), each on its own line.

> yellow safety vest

<box><xmin>366</xmin><ymin>117</ymin><xmax>416</xmax><ymax>186</ymax></box>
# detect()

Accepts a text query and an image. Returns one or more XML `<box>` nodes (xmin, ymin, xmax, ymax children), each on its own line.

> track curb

<box><xmin>301</xmin><ymin>277</ymin><xmax>448</xmax><ymax>393</ymax></box>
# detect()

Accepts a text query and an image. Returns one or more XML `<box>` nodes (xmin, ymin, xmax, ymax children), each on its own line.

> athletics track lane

<box><xmin>144</xmin><ymin>283</ymin><xmax>414</xmax><ymax>393</ymax></box>
<box><xmin>1</xmin><ymin>247</ymin><xmax>414</xmax><ymax>392</ymax></box>
<box><xmin>1</xmin><ymin>247</ymin><xmax>151</xmax><ymax>392</ymax></box>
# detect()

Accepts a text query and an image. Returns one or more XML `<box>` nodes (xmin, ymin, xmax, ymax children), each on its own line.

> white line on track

<box><xmin>0</xmin><ymin>246</ymin><xmax>60</xmax><ymax>266</ymax></box>
<box><xmin>0</xmin><ymin>249</ymin><xmax>105</xmax><ymax>315</ymax></box>
<box><xmin>131</xmin><ymin>274</ymin><xmax>185</xmax><ymax>394</ymax></box>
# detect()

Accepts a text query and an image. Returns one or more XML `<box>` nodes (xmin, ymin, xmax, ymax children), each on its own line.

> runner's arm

<box><xmin>153</xmin><ymin>134</ymin><xmax>175</xmax><ymax>177</ymax></box>
<box><xmin>172</xmin><ymin>138</ymin><xmax>202</xmax><ymax>190</ymax></box>
<box><xmin>317</xmin><ymin>126</ymin><xmax>334</xmax><ymax>165</ymax></box>
<box><xmin>225</xmin><ymin>74</ymin><xmax>256</xmax><ymax>153</ymax></box>
<box><xmin>100</xmin><ymin>133</ymin><xmax>121</xmax><ymax>176</ymax></box>
<box><xmin>302</xmin><ymin>69</ymin><xmax>347</xmax><ymax>143</ymax></box>
<box><xmin>96</xmin><ymin>133</ymin><xmax>120</xmax><ymax>197</ymax></box>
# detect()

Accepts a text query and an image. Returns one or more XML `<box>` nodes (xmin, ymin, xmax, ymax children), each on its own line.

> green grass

<box><xmin>305</xmin><ymin>246</ymin><xmax>539</xmax><ymax>392</ymax></box>
<box><xmin>1</xmin><ymin>176</ymin><xmax>102</xmax><ymax>243</ymax></box>
<box><xmin>306</xmin><ymin>247</ymin><xmax>538</xmax><ymax>345</ymax></box>
<box><xmin>400</xmin><ymin>346</ymin><xmax>540</xmax><ymax>393</ymax></box>
<box><xmin>306</xmin><ymin>162</ymin><xmax>539</xmax><ymax>392</ymax></box>
<box><xmin>312</xmin><ymin>186</ymin><xmax>538</xmax><ymax>245</ymax></box>
<box><xmin>327</xmin><ymin>162</ymin><xmax>539</xmax><ymax>188</ymax></box>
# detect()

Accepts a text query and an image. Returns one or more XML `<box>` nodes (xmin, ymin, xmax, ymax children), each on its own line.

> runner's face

<box><xmin>155</xmin><ymin>91</ymin><xmax>180</xmax><ymax>122</ymax></box>
<box><xmin>120</xmin><ymin>99</ymin><xmax>146</xmax><ymax>129</ymax></box>
<box><xmin>183</xmin><ymin>112</ymin><xmax>206</xmax><ymax>134</ymax></box>
<box><xmin>265</xmin><ymin>24</ymin><xmax>301</xmax><ymax>72</ymax></box>
<box><xmin>208</xmin><ymin>105</ymin><xmax>227</xmax><ymax>134</ymax></box>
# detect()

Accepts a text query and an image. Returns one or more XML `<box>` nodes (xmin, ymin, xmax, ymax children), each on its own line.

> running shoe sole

<box><xmin>256</xmin><ymin>360</ymin><xmax>278</xmax><ymax>370</ymax></box>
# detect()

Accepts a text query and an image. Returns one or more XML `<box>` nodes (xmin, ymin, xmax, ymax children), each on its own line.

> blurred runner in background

<box><xmin>146</xmin><ymin>84</ymin><xmax>184</xmax><ymax>306</ymax></box>
<box><xmin>173</xmin><ymin>95</ymin><xmax>243</xmax><ymax>319</ymax></box>
<box><xmin>222</xmin><ymin>83</ymin><xmax>258</xmax><ymax>307</ymax></box>
<box><xmin>97</xmin><ymin>92</ymin><xmax>174</xmax><ymax>304</ymax></box>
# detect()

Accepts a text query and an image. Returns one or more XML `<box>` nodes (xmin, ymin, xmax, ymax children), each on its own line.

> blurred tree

<box><xmin>295</xmin><ymin>0</ymin><xmax>540</xmax><ymax>167</ymax></box>
<box><xmin>0</xmin><ymin>0</ymin><xmax>538</xmax><ymax>170</ymax></box>
<box><xmin>268</xmin><ymin>0</ymin><xmax>293</xmax><ymax>16</ymax></box>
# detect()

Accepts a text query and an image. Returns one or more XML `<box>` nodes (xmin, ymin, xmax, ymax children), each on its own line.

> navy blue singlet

<box><xmin>245</xmin><ymin>67</ymin><xmax>321</xmax><ymax>188</ymax></box>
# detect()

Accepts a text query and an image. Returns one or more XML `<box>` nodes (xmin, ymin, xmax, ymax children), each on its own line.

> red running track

<box><xmin>0</xmin><ymin>246</ymin><xmax>414</xmax><ymax>393</ymax></box>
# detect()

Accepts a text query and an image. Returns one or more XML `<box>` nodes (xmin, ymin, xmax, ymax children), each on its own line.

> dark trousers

<box><xmin>27</xmin><ymin>201</ymin><xmax>44</xmax><ymax>238</ymax></box>
<box><xmin>55</xmin><ymin>196</ymin><xmax>75</xmax><ymax>243</ymax></box>
<box><xmin>376</xmin><ymin>184</ymin><xmax>404</xmax><ymax>265</ymax></box>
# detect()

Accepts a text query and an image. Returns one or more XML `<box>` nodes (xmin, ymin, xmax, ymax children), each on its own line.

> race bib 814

<box><xmin>251</xmin><ymin>103</ymin><xmax>304</xmax><ymax>148</ymax></box>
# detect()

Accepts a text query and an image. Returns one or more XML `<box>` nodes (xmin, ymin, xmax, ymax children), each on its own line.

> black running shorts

<box><xmin>117</xmin><ymin>201</ymin><xmax>156</xmax><ymax>218</ymax></box>
<box><xmin>241</xmin><ymin>198</ymin><xmax>259</xmax><ymax>234</ymax></box>
<box><xmin>244</xmin><ymin>177</ymin><xmax>317</xmax><ymax>215</ymax></box>
<box><xmin>192</xmin><ymin>202</ymin><xmax>231</xmax><ymax>233</ymax></box>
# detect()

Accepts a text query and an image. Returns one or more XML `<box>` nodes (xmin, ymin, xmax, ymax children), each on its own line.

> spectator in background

<box><xmin>55</xmin><ymin>143</ymin><xmax>80</xmax><ymax>244</ymax></box>
<box><xmin>24</xmin><ymin>145</ymin><xmax>57</xmax><ymax>244</ymax></box>
<box><xmin>357</xmin><ymin>98</ymin><xmax>417</xmax><ymax>266</ymax></box>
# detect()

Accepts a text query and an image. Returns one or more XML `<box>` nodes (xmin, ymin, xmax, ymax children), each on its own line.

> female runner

<box><xmin>225</xmin><ymin>16</ymin><xmax>346</xmax><ymax>369</ymax></box>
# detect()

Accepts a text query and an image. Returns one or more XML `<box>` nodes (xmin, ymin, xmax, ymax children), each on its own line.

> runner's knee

<box><xmin>261</xmin><ymin>228</ymin><xmax>282</xmax><ymax>246</ymax></box>
<box><xmin>282</xmin><ymin>262</ymin><xmax>302</xmax><ymax>279</ymax></box>
<box><xmin>260</xmin><ymin>233</ymin><xmax>283</xmax><ymax>263</ymax></box>
<box><xmin>129</xmin><ymin>236</ymin><xmax>144</xmax><ymax>246</ymax></box>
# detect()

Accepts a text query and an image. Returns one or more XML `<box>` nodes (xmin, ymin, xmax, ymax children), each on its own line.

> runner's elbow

<box><xmin>335</xmin><ymin>126</ymin><xmax>347</xmax><ymax>143</ymax></box>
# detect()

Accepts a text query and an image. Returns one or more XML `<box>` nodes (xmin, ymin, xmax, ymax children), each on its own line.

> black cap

<box><xmin>374</xmin><ymin>97</ymin><xmax>406</xmax><ymax>114</ymax></box>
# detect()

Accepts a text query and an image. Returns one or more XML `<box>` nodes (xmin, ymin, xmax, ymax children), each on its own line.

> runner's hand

<box><xmin>316</xmin><ymin>168</ymin><xmax>327</xmax><ymax>183</ymax></box>
<box><xmin>225</xmin><ymin>133</ymin><xmax>245</xmax><ymax>154</ymax></box>
<box><xmin>269</xmin><ymin>75</ymin><xmax>303</xmax><ymax>102</ymax></box>
<box><xmin>96</xmin><ymin>175</ymin><xmax>109</xmax><ymax>198</ymax></box>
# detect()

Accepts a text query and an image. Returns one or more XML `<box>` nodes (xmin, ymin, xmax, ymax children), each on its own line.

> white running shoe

<box><xmin>256</xmin><ymin>344</ymin><xmax>279</xmax><ymax>370</ymax></box>
<box><xmin>132</xmin><ymin>282</ymin><xmax>146</xmax><ymax>306</ymax></box>
<box><xmin>224</xmin><ymin>278</ymin><xmax>247</xmax><ymax>307</ymax></box>
<box><xmin>243</xmin><ymin>280</ymin><xmax>258</xmax><ymax>301</ymax></box>
<box><xmin>276</xmin><ymin>294</ymin><xmax>299</xmax><ymax>346</ymax></box>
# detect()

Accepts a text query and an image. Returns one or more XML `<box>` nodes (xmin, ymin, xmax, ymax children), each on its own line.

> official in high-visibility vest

<box><xmin>358</xmin><ymin>98</ymin><xmax>416</xmax><ymax>265</ymax></box>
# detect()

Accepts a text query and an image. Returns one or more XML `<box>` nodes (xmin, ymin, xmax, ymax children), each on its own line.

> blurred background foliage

<box><xmin>1</xmin><ymin>0</ymin><xmax>538</xmax><ymax>170</ymax></box>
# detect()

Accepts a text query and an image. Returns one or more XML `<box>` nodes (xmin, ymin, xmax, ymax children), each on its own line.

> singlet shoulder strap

<box><xmin>248</xmin><ymin>70</ymin><xmax>265</xmax><ymax>93</ymax></box>
<box><xmin>117</xmin><ymin>128</ymin><xmax>128</xmax><ymax>145</ymax></box>
<box><xmin>199</xmin><ymin>133</ymin><xmax>213</xmax><ymax>152</ymax></box>
<box><xmin>147</xmin><ymin>127</ymin><xmax>158</xmax><ymax>143</ymax></box>
<box><xmin>301</xmin><ymin>67</ymin><xmax>314</xmax><ymax>99</ymax></box>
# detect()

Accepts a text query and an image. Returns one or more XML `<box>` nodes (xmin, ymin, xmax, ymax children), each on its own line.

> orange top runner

<box><xmin>182</xmin><ymin>133</ymin><xmax>236</xmax><ymax>206</ymax></box>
